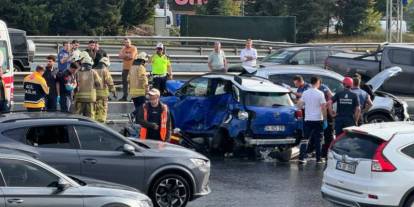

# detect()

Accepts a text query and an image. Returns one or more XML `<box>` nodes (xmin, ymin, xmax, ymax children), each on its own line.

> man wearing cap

<box><xmin>74</xmin><ymin>53</ymin><xmax>102</xmax><ymax>119</ymax></box>
<box><xmin>93</xmin><ymin>57</ymin><xmax>116</xmax><ymax>123</ymax></box>
<box><xmin>151</xmin><ymin>43</ymin><xmax>172</xmax><ymax>95</ymax></box>
<box><xmin>208</xmin><ymin>41</ymin><xmax>227</xmax><ymax>72</ymax></box>
<box><xmin>129</xmin><ymin>52</ymin><xmax>149</xmax><ymax>116</ymax></box>
<box><xmin>23</xmin><ymin>65</ymin><xmax>49</xmax><ymax>111</ymax></box>
<box><xmin>329</xmin><ymin>77</ymin><xmax>361</xmax><ymax>135</ymax></box>
<box><xmin>137</xmin><ymin>88</ymin><xmax>171</xmax><ymax>142</ymax></box>
<box><xmin>118</xmin><ymin>38</ymin><xmax>138</xmax><ymax>101</ymax></box>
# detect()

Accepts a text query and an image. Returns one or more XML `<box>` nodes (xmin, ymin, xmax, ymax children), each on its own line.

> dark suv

<box><xmin>9</xmin><ymin>28</ymin><xmax>34</xmax><ymax>71</ymax></box>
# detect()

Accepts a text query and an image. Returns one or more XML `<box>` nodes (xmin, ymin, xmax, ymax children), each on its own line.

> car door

<box><xmin>290</xmin><ymin>50</ymin><xmax>312</xmax><ymax>65</ymax></box>
<box><xmin>0</xmin><ymin>158</ymin><xmax>82</xmax><ymax>207</ymax></box>
<box><xmin>314</xmin><ymin>50</ymin><xmax>331</xmax><ymax>66</ymax></box>
<box><xmin>171</xmin><ymin>77</ymin><xmax>211</xmax><ymax>133</ymax></box>
<box><xmin>382</xmin><ymin>48</ymin><xmax>414</xmax><ymax>93</ymax></box>
<box><xmin>73</xmin><ymin>124</ymin><xmax>146</xmax><ymax>190</ymax></box>
<box><xmin>2</xmin><ymin>125</ymin><xmax>81</xmax><ymax>175</ymax></box>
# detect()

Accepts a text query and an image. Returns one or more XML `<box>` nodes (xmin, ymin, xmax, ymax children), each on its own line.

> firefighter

<box><xmin>23</xmin><ymin>65</ymin><xmax>49</xmax><ymax>111</ymax></box>
<box><xmin>94</xmin><ymin>57</ymin><xmax>116</xmax><ymax>123</ymax></box>
<box><xmin>136</xmin><ymin>88</ymin><xmax>171</xmax><ymax>142</ymax></box>
<box><xmin>129</xmin><ymin>52</ymin><xmax>149</xmax><ymax>116</ymax></box>
<box><xmin>74</xmin><ymin>52</ymin><xmax>102</xmax><ymax>119</ymax></box>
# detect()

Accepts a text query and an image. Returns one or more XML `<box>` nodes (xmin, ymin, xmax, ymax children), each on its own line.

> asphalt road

<box><xmin>188</xmin><ymin>157</ymin><xmax>334</xmax><ymax>207</ymax></box>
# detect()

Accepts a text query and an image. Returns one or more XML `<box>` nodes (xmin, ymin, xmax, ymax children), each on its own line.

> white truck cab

<box><xmin>0</xmin><ymin>20</ymin><xmax>15</xmax><ymax>107</ymax></box>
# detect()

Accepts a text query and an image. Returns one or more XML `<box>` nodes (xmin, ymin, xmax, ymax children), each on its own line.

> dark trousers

<box><xmin>45</xmin><ymin>95</ymin><xmax>57</xmax><ymax>111</ymax></box>
<box><xmin>132</xmin><ymin>96</ymin><xmax>146</xmax><ymax>116</ymax></box>
<box><xmin>0</xmin><ymin>100</ymin><xmax>9</xmax><ymax>112</ymax></box>
<box><xmin>60</xmin><ymin>95</ymin><xmax>72</xmax><ymax>113</ymax></box>
<box><xmin>322</xmin><ymin>114</ymin><xmax>335</xmax><ymax>158</ymax></box>
<box><xmin>153</xmin><ymin>76</ymin><xmax>167</xmax><ymax>95</ymax></box>
<box><xmin>335</xmin><ymin>117</ymin><xmax>355</xmax><ymax>136</ymax></box>
<box><xmin>299</xmin><ymin>120</ymin><xmax>323</xmax><ymax>161</ymax></box>
<box><xmin>27</xmin><ymin>108</ymin><xmax>42</xmax><ymax>112</ymax></box>
<box><xmin>121</xmin><ymin>70</ymin><xmax>129</xmax><ymax>98</ymax></box>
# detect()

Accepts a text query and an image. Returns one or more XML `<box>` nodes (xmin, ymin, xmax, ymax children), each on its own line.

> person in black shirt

<box><xmin>136</xmin><ymin>89</ymin><xmax>171</xmax><ymax>142</ymax></box>
<box><xmin>43</xmin><ymin>55</ymin><xmax>59</xmax><ymax>111</ymax></box>
<box><xmin>329</xmin><ymin>77</ymin><xmax>361</xmax><ymax>135</ymax></box>
<box><xmin>57</xmin><ymin>62</ymin><xmax>79</xmax><ymax>112</ymax></box>
<box><xmin>93</xmin><ymin>42</ymin><xmax>107</xmax><ymax>68</ymax></box>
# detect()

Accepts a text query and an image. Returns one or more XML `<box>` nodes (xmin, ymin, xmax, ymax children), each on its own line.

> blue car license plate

<box><xmin>336</xmin><ymin>161</ymin><xmax>356</xmax><ymax>174</ymax></box>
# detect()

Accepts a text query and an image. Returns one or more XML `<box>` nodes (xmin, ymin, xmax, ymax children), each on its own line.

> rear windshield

<box><xmin>244</xmin><ymin>92</ymin><xmax>293</xmax><ymax>107</ymax></box>
<box><xmin>331</xmin><ymin>132</ymin><xmax>383</xmax><ymax>159</ymax></box>
<box><xmin>262</xmin><ymin>50</ymin><xmax>295</xmax><ymax>63</ymax></box>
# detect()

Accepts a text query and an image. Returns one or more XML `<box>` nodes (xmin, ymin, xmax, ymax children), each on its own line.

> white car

<box><xmin>321</xmin><ymin>121</ymin><xmax>414</xmax><ymax>207</ymax></box>
<box><xmin>251</xmin><ymin>65</ymin><xmax>410</xmax><ymax>123</ymax></box>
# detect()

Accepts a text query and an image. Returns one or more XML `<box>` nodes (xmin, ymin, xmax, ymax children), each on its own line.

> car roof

<box><xmin>0</xmin><ymin>112</ymin><xmax>94</xmax><ymax>123</ymax></box>
<box><xmin>281</xmin><ymin>46</ymin><xmax>338</xmax><ymax>51</ymax></box>
<box><xmin>0</xmin><ymin>148</ymin><xmax>33</xmax><ymax>160</ymax></box>
<box><xmin>8</xmin><ymin>28</ymin><xmax>26</xmax><ymax>34</ymax></box>
<box><xmin>345</xmin><ymin>122</ymin><xmax>414</xmax><ymax>141</ymax></box>
<box><xmin>203</xmin><ymin>73</ymin><xmax>290</xmax><ymax>93</ymax></box>
<box><xmin>256</xmin><ymin>65</ymin><xmax>344</xmax><ymax>80</ymax></box>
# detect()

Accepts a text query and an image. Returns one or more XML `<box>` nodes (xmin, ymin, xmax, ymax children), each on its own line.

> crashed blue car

<box><xmin>162</xmin><ymin>73</ymin><xmax>303</xmax><ymax>161</ymax></box>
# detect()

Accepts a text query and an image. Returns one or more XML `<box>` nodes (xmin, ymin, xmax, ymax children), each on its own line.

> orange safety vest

<box><xmin>139</xmin><ymin>103</ymin><xmax>168</xmax><ymax>142</ymax></box>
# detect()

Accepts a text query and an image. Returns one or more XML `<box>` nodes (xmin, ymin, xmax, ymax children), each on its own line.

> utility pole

<box><xmin>385</xmin><ymin>0</ymin><xmax>404</xmax><ymax>43</ymax></box>
<box><xmin>241</xmin><ymin>0</ymin><xmax>245</xmax><ymax>16</ymax></box>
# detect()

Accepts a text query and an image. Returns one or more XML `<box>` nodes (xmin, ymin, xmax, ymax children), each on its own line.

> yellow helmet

<box><xmin>136</xmin><ymin>52</ymin><xmax>148</xmax><ymax>61</ymax></box>
<box><xmin>99</xmin><ymin>57</ymin><xmax>110</xmax><ymax>67</ymax></box>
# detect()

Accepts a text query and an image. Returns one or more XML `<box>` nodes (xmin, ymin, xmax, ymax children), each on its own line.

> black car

<box><xmin>9</xmin><ymin>28</ymin><xmax>34</xmax><ymax>71</ymax></box>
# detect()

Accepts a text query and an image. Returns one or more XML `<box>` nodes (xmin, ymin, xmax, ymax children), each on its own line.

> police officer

<box><xmin>151</xmin><ymin>43</ymin><xmax>173</xmax><ymax>95</ymax></box>
<box><xmin>351</xmin><ymin>75</ymin><xmax>373</xmax><ymax>124</ymax></box>
<box><xmin>94</xmin><ymin>57</ymin><xmax>116</xmax><ymax>123</ymax></box>
<box><xmin>137</xmin><ymin>88</ymin><xmax>171</xmax><ymax>142</ymax></box>
<box><xmin>329</xmin><ymin>77</ymin><xmax>361</xmax><ymax>135</ymax></box>
<box><xmin>129</xmin><ymin>52</ymin><xmax>149</xmax><ymax>116</ymax></box>
<box><xmin>74</xmin><ymin>52</ymin><xmax>102</xmax><ymax>119</ymax></box>
<box><xmin>23</xmin><ymin>65</ymin><xmax>49</xmax><ymax>111</ymax></box>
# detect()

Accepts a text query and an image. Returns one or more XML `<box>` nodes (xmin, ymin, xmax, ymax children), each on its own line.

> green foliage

<box><xmin>0</xmin><ymin>0</ymin><xmax>157</xmax><ymax>35</ymax></box>
<box><xmin>359</xmin><ymin>7</ymin><xmax>382</xmax><ymax>34</ymax></box>
<box><xmin>197</xmin><ymin>0</ymin><xmax>239</xmax><ymax>16</ymax></box>
<box><xmin>336</xmin><ymin>0</ymin><xmax>373</xmax><ymax>35</ymax></box>
<box><xmin>406</xmin><ymin>1</ymin><xmax>414</xmax><ymax>32</ymax></box>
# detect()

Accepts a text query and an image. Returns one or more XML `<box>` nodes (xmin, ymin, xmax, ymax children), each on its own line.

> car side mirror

<box><xmin>57</xmin><ymin>178</ymin><xmax>71</xmax><ymax>192</ymax></box>
<box><xmin>123</xmin><ymin>144</ymin><xmax>136</xmax><ymax>155</ymax></box>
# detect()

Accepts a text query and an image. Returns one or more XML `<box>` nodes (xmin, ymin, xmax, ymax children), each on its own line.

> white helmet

<box><xmin>99</xmin><ymin>57</ymin><xmax>110</xmax><ymax>67</ymax></box>
<box><xmin>156</xmin><ymin>43</ymin><xmax>164</xmax><ymax>49</ymax></box>
<box><xmin>136</xmin><ymin>52</ymin><xmax>148</xmax><ymax>61</ymax></box>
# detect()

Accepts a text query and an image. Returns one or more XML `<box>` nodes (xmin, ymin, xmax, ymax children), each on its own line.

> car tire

<box><xmin>367</xmin><ymin>114</ymin><xmax>393</xmax><ymax>123</ymax></box>
<box><xmin>150</xmin><ymin>174</ymin><xmax>190</xmax><ymax>207</ymax></box>
<box><xmin>274</xmin><ymin>148</ymin><xmax>292</xmax><ymax>162</ymax></box>
<box><xmin>404</xmin><ymin>194</ymin><xmax>414</xmax><ymax>207</ymax></box>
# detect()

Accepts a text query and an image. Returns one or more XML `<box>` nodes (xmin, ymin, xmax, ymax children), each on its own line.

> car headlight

<box><xmin>190</xmin><ymin>158</ymin><xmax>210</xmax><ymax>169</ymax></box>
<box><xmin>237</xmin><ymin>110</ymin><xmax>249</xmax><ymax>120</ymax></box>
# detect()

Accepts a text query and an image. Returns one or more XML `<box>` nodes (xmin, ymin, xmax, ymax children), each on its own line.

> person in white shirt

<box><xmin>208</xmin><ymin>41</ymin><xmax>227</xmax><ymax>72</ymax></box>
<box><xmin>240</xmin><ymin>39</ymin><xmax>257</xmax><ymax>67</ymax></box>
<box><xmin>297</xmin><ymin>76</ymin><xmax>327</xmax><ymax>164</ymax></box>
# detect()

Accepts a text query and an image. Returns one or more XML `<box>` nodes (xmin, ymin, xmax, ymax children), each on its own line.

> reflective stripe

<box><xmin>75</xmin><ymin>90</ymin><xmax>96</xmax><ymax>102</ymax></box>
<box><xmin>96</xmin><ymin>89</ymin><xmax>109</xmax><ymax>97</ymax></box>
<box><xmin>130</xmin><ymin>88</ymin><xmax>146</xmax><ymax>97</ymax></box>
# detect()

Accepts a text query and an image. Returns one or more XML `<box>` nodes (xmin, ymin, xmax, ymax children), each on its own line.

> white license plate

<box><xmin>264</xmin><ymin>125</ymin><xmax>285</xmax><ymax>132</ymax></box>
<box><xmin>336</xmin><ymin>161</ymin><xmax>356</xmax><ymax>174</ymax></box>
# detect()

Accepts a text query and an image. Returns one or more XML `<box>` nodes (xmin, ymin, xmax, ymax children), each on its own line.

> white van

<box><xmin>0</xmin><ymin>20</ymin><xmax>15</xmax><ymax>108</ymax></box>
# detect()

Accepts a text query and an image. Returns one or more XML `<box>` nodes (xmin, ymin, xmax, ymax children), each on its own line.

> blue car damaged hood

<box><xmin>166</xmin><ymin>80</ymin><xmax>185</xmax><ymax>94</ymax></box>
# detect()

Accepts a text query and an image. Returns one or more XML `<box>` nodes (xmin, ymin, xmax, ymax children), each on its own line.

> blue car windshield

<box><xmin>244</xmin><ymin>92</ymin><xmax>293</xmax><ymax>107</ymax></box>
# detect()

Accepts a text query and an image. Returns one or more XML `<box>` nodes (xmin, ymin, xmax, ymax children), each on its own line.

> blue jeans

<box><xmin>299</xmin><ymin>121</ymin><xmax>323</xmax><ymax>161</ymax></box>
<box><xmin>60</xmin><ymin>95</ymin><xmax>72</xmax><ymax>113</ymax></box>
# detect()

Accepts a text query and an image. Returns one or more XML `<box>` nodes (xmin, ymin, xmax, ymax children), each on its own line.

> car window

<box><xmin>181</xmin><ymin>77</ymin><xmax>209</xmax><ymax>97</ymax></box>
<box><xmin>0</xmin><ymin>159</ymin><xmax>59</xmax><ymax>187</ymax></box>
<box><xmin>262</xmin><ymin>50</ymin><xmax>295</xmax><ymax>63</ymax></box>
<box><xmin>402</xmin><ymin>144</ymin><xmax>414</xmax><ymax>158</ymax></box>
<box><xmin>269</xmin><ymin>74</ymin><xmax>296</xmax><ymax>88</ymax></box>
<box><xmin>244</xmin><ymin>92</ymin><xmax>293</xmax><ymax>107</ymax></box>
<box><xmin>10</xmin><ymin>34</ymin><xmax>27</xmax><ymax>52</ymax></box>
<box><xmin>315</xmin><ymin>50</ymin><xmax>330</xmax><ymax>64</ymax></box>
<box><xmin>291</xmin><ymin>50</ymin><xmax>311</xmax><ymax>65</ymax></box>
<box><xmin>331</xmin><ymin>132</ymin><xmax>383</xmax><ymax>159</ymax></box>
<box><xmin>74</xmin><ymin>125</ymin><xmax>125</xmax><ymax>151</ymax></box>
<box><xmin>213</xmin><ymin>79</ymin><xmax>233</xmax><ymax>95</ymax></box>
<box><xmin>388</xmin><ymin>49</ymin><xmax>413</xmax><ymax>65</ymax></box>
<box><xmin>4</xmin><ymin>126</ymin><xmax>73</xmax><ymax>149</ymax></box>
<box><xmin>321</xmin><ymin>76</ymin><xmax>344</xmax><ymax>93</ymax></box>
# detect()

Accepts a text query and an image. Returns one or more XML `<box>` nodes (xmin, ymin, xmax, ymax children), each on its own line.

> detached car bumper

<box><xmin>245</xmin><ymin>137</ymin><xmax>296</xmax><ymax>146</ymax></box>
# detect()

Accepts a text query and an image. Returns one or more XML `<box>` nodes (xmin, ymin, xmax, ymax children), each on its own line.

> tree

<box><xmin>244</xmin><ymin>0</ymin><xmax>286</xmax><ymax>16</ymax></box>
<box><xmin>336</xmin><ymin>0</ymin><xmax>371</xmax><ymax>35</ymax></box>
<box><xmin>197</xmin><ymin>0</ymin><xmax>238</xmax><ymax>16</ymax></box>
<box><xmin>121</xmin><ymin>0</ymin><xmax>158</xmax><ymax>29</ymax></box>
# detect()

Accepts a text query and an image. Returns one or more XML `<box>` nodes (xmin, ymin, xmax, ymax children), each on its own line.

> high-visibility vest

<box><xmin>23</xmin><ymin>72</ymin><xmax>49</xmax><ymax>109</ymax></box>
<box><xmin>151</xmin><ymin>54</ymin><xmax>170</xmax><ymax>75</ymax></box>
<box><xmin>139</xmin><ymin>103</ymin><xmax>168</xmax><ymax>142</ymax></box>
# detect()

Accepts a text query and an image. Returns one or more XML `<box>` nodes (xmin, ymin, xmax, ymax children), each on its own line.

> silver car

<box><xmin>252</xmin><ymin>65</ymin><xmax>409</xmax><ymax>123</ymax></box>
<box><xmin>0</xmin><ymin>149</ymin><xmax>152</xmax><ymax>207</ymax></box>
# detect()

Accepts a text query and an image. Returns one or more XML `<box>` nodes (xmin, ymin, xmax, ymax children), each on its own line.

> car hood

<box><xmin>366</xmin><ymin>66</ymin><xmax>402</xmax><ymax>92</ymax></box>
<box><xmin>129</xmin><ymin>138</ymin><xmax>208</xmax><ymax>159</ymax></box>
<box><xmin>166</xmin><ymin>80</ymin><xmax>185</xmax><ymax>94</ymax></box>
<box><xmin>67</xmin><ymin>174</ymin><xmax>141</xmax><ymax>193</ymax></box>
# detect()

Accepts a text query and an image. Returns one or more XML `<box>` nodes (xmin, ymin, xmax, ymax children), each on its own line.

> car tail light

<box><xmin>329</xmin><ymin>132</ymin><xmax>346</xmax><ymax>150</ymax></box>
<box><xmin>371</xmin><ymin>141</ymin><xmax>396</xmax><ymax>172</ymax></box>
<box><xmin>295</xmin><ymin>110</ymin><xmax>303</xmax><ymax>119</ymax></box>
